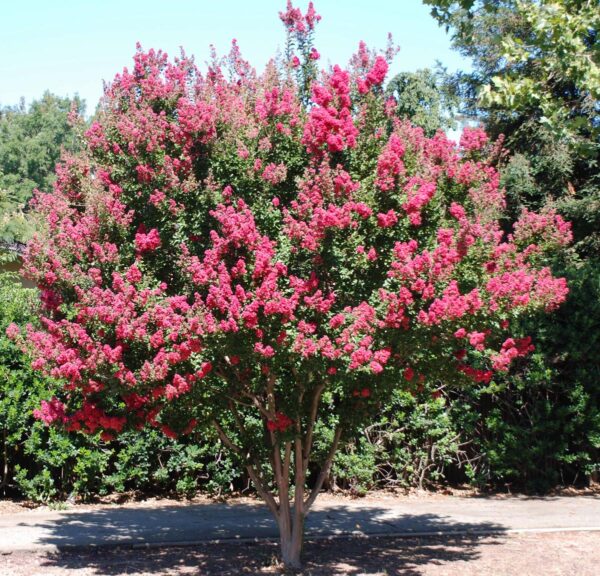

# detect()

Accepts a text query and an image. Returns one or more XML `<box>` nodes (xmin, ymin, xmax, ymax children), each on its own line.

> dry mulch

<box><xmin>3</xmin><ymin>483</ymin><xmax>599</xmax><ymax>516</ymax></box>
<box><xmin>1</xmin><ymin>531</ymin><xmax>598</xmax><ymax>575</ymax></box>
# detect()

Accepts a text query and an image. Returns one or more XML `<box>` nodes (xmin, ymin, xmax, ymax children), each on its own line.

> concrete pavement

<box><xmin>1</xmin><ymin>494</ymin><xmax>599</xmax><ymax>552</ymax></box>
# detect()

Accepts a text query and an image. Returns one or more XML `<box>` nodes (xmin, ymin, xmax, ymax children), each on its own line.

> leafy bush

<box><xmin>0</xmin><ymin>267</ymin><xmax>243</xmax><ymax>502</ymax></box>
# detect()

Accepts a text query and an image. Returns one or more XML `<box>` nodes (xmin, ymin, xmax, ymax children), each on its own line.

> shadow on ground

<box><xmin>29</xmin><ymin>503</ymin><xmax>507</xmax><ymax>575</ymax></box>
<box><xmin>35</xmin><ymin>534</ymin><xmax>504</xmax><ymax>575</ymax></box>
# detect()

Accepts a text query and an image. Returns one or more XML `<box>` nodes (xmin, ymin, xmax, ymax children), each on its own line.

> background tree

<box><xmin>425</xmin><ymin>0</ymin><xmax>600</xmax><ymax>488</ymax></box>
<box><xmin>386</xmin><ymin>68</ymin><xmax>457</xmax><ymax>137</ymax></box>
<box><xmin>0</xmin><ymin>92</ymin><xmax>84</xmax><ymax>246</ymax></box>
<box><xmin>425</xmin><ymin>0</ymin><xmax>599</xmax><ymax>241</ymax></box>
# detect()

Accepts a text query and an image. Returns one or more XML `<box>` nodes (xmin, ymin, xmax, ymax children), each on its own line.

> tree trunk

<box><xmin>274</xmin><ymin>439</ymin><xmax>306</xmax><ymax>570</ymax></box>
<box><xmin>275</xmin><ymin>427</ymin><xmax>340</xmax><ymax>569</ymax></box>
<box><xmin>277</xmin><ymin>484</ymin><xmax>305</xmax><ymax>570</ymax></box>
<box><xmin>279</xmin><ymin>511</ymin><xmax>304</xmax><ymax>570</ymax></box>
<box><xmin>214</xmin><ymin>417</ymin><xmax>340</xmax><ymax>570</ymax></box>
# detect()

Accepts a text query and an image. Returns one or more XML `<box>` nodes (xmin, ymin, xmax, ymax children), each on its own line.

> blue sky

<box><xmin>2</xmin><ymin>0</ymin><xmax>468</xmax><ymax>113</ymax></box>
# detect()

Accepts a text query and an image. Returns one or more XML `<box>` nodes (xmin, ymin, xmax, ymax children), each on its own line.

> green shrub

<box><xmin>2</xmin><ymin>258</ymin><xmax>598</xmax><ymax>501</ymax></box>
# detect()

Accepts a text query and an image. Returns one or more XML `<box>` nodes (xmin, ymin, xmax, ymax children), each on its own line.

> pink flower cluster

<box><xmin>135</xmin><ymin>226</ymin><xmax>162</xmax><ymax>254</ymax></box>
<box><xmin>279</xmin><ymin>1</ymin><xmax>320</xmax><ymax>34</ymax></box>
<box><xmin>402</xmin><ymin>177</ymin><xmax>437</xmax><ymax>226</ymax></box>
<box><xmin>512</xmin><ymin>208</ymin><xmax>573</xmax><ymax>249</ymax></box>
<box><xmin>303</xmin><ymin>66</ymin><xmax>359</xmax><ymax>154</ymax></box>
<box><xmin>262</xmin><ymin>162</ymin><xmax>288</xmax><ymax>185</ymax></box>
<box><xmin>459</xmin><ymin>126</ymin><xmax>488</xmax><ymax>152</ymax></box>
<box><xmin>33</xmin><ymin>398</ymin><xmax>67</xmax><ymax>425</ymax></box>
<box><xmin>376</xmin><ymin>133</ymin><xmax>405</xmax><ymax>191</ymax></box>
<box><xmin>358</xmin><ymin>56</ymin><xmax>389</xmax><ymax>94</ymax></box>
<box><xmin>491</xmin><ymin>337</ymin><xmax>535</xmax><ymax>371</ymax></box>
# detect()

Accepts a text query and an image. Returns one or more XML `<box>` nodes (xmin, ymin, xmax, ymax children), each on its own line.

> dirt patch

<box><xmin>0</xmin><ymin>500</ymin><xmax>29</xmax><ymax>515</ymax></box>
<box><xmin>0</xmin><ymin>493</ymin><xmax>263</xmax><ymax>515</ymax></box>
<box><xmin>2</xmin><ymin>483</ymin><xmax>598</xmax><ymax>516</ymax></box>
<box><xmin>1</xmin><ymin>531</ymin><xmax>598</xmax><ymax>575</ymax></box>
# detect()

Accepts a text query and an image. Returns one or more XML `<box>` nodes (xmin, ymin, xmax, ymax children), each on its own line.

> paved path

<box><xmin>1</xmin><ymin>495</ymin><xmax>599</xmax><ymax>552</ymax></box>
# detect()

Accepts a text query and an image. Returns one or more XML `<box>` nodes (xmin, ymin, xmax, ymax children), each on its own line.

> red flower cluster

<box><xmin>267</xmin><ymin>412</ymin><xmax>294</xmax><ymax>432</ymax></box>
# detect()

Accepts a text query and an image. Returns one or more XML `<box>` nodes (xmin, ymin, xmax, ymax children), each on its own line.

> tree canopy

<box><xmin>386</xmin><ymin>68</ymin><xmax>457</xmax><ymax>137</ymax></box>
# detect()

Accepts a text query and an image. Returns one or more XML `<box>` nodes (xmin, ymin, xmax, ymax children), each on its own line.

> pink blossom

<box><xmin>459</xmin><ymin>127</ymin><xmax>488</xmax><ymax>152</ymax></box>
<box><xmin>135</xmin><ymin>226</ymin><xmax>161</xmax><ymax>253</ymax></box>
<box><xmin>377</xmin><ymin>210</ymin><xmax>398</xmax><ymax>228</ymax></box>
<box><xmin>255</xmin><ymin>342</ymin><xmax>275</xmax><ymax>358</ymax></box>
<box><xmin>366</xmin><ymin>56</ymin><xmax>388</xmax><ymax>86</ymax></box>
<box><xmin>376</xmin><ymin>134</ymin><xmax>405</xmax><ymax>190</ymax></box>
<box><xmin>468</xmin><ymin>331</ymin><xmax>486</xmax><ymax>350</ymax></box>
<box><xmin>5</xmin><ymin>323</ymin><xmax>20</xmax><ymax>339</ymax></box>
<box><xmin>370</xmin><ymin>361</ymin><xmax>383</xmax><ymax>374</ymax></box>
<box><xmin>126</xmin><ymin>265</ymin><xmax>142</xmax><ymax>284</ymax></box>
<box><xmin>279</xmin><ymin>1</ymin><xmax>306</xmax><ymax>33</ymax></box>
<box><xmin>262</xmin><ymin>163</ymin><xmax>288</xmax><ymax>185</ymax></box>
<box><xmin>33</xmin><ymin>398</ymin><xmax>67</xmax><ymax>425</ymax></box>
<box><xmin>513</xmin><ymin>208</ymin><xmax>572</xmax><ymax>248</ymax></box>
<box><xmin>305</xmin><ymin>2</ymin><xmax>321</xmax><ymax>29</ymax></box>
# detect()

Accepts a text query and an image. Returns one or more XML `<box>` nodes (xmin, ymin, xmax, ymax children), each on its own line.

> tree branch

<box><xmin>294</xmin><ymin>437</ymin><xmax>305</xmax><ymax>513</ymax></box>
<box><xmin>303</xmin><ymin>383</ymin><xmax>325</xmax><ymax>477</ymax></box>
<box><xmin>304</xmin><ymin>426</ymin><xmax>342</xmax><ymax>512</ymax></box>
<box><xmin>283</xmin><ymin>441</ymin><xmax>292</xmax><ymax>489</ymax></box>
<box><xmin>213</xmin><ymin>418</ymin><xmax>279</xmax><ymax>518</ymax></box>
<box><xmin>245</xmin><ymin>463</ymin><xmax>279</xmax><ymax>518</ymax></box>
<box><xmin>212</xmin><ymin>419</ymin><xmax>242</xmax><ymax>454</ymax></box>
<box><xmin>240</xmin><ymin>390</ymin><xmax>271</xmax><ymax>419</ymax></box>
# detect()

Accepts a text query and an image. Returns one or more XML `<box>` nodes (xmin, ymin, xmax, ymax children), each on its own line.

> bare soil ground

<box><xmin>2</xmin><ymin>483</ymin><xmax>599</xmax><ymax>516</ymax></box>
<box><xmin>1</xmin><ymin>531</ymin><xmax>598</xmax><ymax>576</ymax></box>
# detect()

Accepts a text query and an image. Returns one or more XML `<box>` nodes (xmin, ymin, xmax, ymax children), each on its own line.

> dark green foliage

<box><xmin>498</xmin><ymin>257</ymin><xmax>600</xmax><ymax>488</ymax></box>
<box><xmin>447</xmin><ymin>257</ymin><xmax>600</xmax><ymax>492</ymax></box>
<box><xmin>0</xmin><ymin>271</ymin><xmax>48</xmax><ymax>496</ymax></box>
<box><xmin>310</xmin><ymin>386</ymin><xmax>466</xmax><ymax>494</ymax></box>
<box><xmin>0</xmin><ymin>92</ymin><xmax>84</xmax><ymax>244</ymax></box>
<box><xmin>11</xmin><ymin>426</ymin><xmax>245</xmax><ymax>503</ymax></box>
<box><xmin>422</xmin><ymin>0</ymin><xmax>600</xmax><ymax>491</ymax></box>
<box><xmin>386</xmin><ymin>69</ymin><xmax>457</xmax><ymax>136</ymax></box>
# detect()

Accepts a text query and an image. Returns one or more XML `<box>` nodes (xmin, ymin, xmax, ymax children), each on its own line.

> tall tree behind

<box><xmin>423</xmin><ymin>0</ymin><xmax>600</xmax><ymax>488</ymax></box>
<box><xmin>0</xmin><ymin>92</ymin><xmax>84</xmax><ymax>246</ymax></box>
<box><xmin>386</xmin><ymin>68</ymin><xmax>457</xmax><ymax>137</ymax></box>
<box><xmin>425</xmin><ymin>0</ymin><xmax>599</xmax><ymax>249</ymax></box>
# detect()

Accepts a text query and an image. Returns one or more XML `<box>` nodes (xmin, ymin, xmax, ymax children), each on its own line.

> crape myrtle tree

<box><xmin>11</xmin><ymin>2</ymin><xmax>570</xmax><ymax>568</ymax></box>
